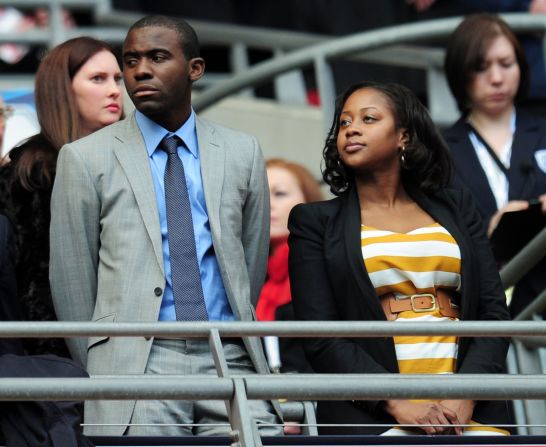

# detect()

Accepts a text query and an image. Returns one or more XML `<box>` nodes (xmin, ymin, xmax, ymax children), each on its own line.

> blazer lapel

<box><xmin>341</xmin><ymin>188</ymin><xmax>387</xmax><ymax>321</ymax></box>
<box><xmin>509</xmin><ymin>111</ymin><xmax>541</xmax><ymax>199</ymax></box>
<box><xmin>112</xmin><ymin>114</ymin><xmax>163</xmax><ymax>271</ymax></box>
<box><xmin>445</xmin><ymin>118</ymin><xmax>497</xmax><ymax>219</ymax></box>
<box><xmin>196</xmin><ymin>117</ymin><xmax>224</xmax><ymax>240</ymax></box>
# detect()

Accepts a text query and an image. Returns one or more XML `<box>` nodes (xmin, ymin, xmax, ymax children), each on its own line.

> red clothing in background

<box><xmin>256</xmin><ymin>239</ymin><xmax>291</xmax><ymax>321</ymax></box>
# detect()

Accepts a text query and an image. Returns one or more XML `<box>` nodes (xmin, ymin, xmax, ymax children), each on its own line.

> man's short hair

<box><xmin>128</xmin><ymin>15</ymin><xmax>200</xmax><ymax>59</ymax></box>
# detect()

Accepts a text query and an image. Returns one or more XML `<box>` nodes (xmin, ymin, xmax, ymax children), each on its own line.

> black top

<box><xmin>0</xmin><ymin>136</ymin><xmax>70</xmax><ymax>357</ymax></box>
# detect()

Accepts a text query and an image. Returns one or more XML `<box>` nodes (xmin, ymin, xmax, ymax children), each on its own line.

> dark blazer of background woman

<box><xmin>444</xmin><ymin>109</ymin><xmax>546</xmax><ymax>317</ymax></box>
<box><xmin>288</xmin><ymin>184</ymin><xmax>512</xmax><ymax>435</ymax></box>
<box><xmin>444</xmin><ymin>109</ymin><xmax>546</xmax><ymax>221</ymax></box>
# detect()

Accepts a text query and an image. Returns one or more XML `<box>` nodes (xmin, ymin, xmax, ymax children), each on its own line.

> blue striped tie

<box><xmin>160</xmin><ymin>135</ymin><xmax>208</xmax><ymax>321</ymax></box>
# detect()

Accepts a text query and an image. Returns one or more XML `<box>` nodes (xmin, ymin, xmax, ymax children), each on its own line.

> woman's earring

<box><xmin>400</xmin><ymin>146</ymin><xmax>406</xmax><ymax>167</ymax></box>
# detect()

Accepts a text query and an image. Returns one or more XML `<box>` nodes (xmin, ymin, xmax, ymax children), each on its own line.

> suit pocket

<box><xmin>87</xmin><ymin>313</ymin><xmax>116</xmax><ymax>350</ymax></box>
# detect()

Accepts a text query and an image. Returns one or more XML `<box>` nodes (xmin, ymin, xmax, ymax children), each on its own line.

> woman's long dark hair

<box><xmin>322</xmin><ymin>81</ymin><xmax>452</xmax><ymax>195</ymax></box>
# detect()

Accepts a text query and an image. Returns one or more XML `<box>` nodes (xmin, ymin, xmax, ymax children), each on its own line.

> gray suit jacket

<box><xmin>50</xmin><ymin>112</ymin><xmax>274</xmax><ymax>435</ymax></box>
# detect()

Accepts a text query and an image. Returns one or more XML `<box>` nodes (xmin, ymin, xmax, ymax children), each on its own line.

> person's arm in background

<box><xmin>49</xmin><ymin>145</ymin><xmax>100</xmax><ymax>366</ymax></box>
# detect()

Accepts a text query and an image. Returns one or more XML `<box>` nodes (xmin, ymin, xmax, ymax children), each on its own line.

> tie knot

<box><xmin>160</xmin><ymin>135</ymin><xmax>182</xmax><ymax>155</ymax></box>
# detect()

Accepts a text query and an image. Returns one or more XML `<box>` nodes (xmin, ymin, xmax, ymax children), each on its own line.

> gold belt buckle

<box><xmin>410</xmin><ymin>293</ymin><xmax>436</xmax><ymax>312</ymax></box>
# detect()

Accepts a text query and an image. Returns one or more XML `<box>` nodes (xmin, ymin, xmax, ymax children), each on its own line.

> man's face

<box><xmin>122</xmin><ymin>26</ymin><xmax>204</xmax><ymax>130</ymax></box>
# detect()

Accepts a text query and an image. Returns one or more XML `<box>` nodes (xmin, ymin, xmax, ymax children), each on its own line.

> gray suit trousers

<box><xmin>127</xmin><ymin>339</ymin><xmax>282</xmax><ymax>436</ymax></box>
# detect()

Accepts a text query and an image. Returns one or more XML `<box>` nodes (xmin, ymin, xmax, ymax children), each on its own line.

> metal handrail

<box><xmin>0</xmin><ymin>320</ymin><xmax>544</xmax><ymax>338</ymax></box>
<box><xmin>0</xmin><ymin>374</ymin><xmax>544</xmax><ymax>401</ymax></box>
<box><xmin>192</xmin><ymin>13</ymin><xmax>546</xmax><ymax>113</ymax></box>
<box><xmin>3</xmin><ymin>321</ymin><xmax>542</xmax><ymax>443</ymax></box>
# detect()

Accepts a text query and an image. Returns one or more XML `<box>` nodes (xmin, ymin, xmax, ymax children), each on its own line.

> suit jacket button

<box><xmin>154</xmin><ymin>287</ymin><xmax>162</xmax><ymax>296</ymax></box>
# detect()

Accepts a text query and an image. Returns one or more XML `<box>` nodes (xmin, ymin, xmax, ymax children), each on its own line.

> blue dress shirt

<box><xmin>135</xmin><ymin>110</ymin><xmax>234</xmax><ymax>321</ymax></box>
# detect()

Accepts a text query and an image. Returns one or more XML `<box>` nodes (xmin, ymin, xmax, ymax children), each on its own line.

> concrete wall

<box><xmin>200</xmin><ymin>96</ymin><xmax>326</xmax><ymax>182</ymax></box>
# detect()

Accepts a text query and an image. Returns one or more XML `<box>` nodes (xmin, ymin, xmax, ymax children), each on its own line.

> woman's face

<box><xmin>467</xmin><ymin>34</ymin><xmax>520</xmax><ymax>116</ymax></box>
<box><xmin>267</xmin><ymin>166</ymin><xmax>305</xmax><ymax>240</ymax></box>
<box><xmin>71</xmin><ymin>50</ymin><xmax>123</xmax><ymax>136</ymax></box>
<box><xmin>336</xmin><ymin>88</ymin><xmax>404</xmax><ymax>175</ymax></box>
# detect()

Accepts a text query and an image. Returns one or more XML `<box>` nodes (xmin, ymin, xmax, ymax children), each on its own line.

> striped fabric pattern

<box><xmin>361</xmin><ymin>223</ymin><xmax>461</xmax><ymax>374</ymax></box>
<box><xmin>362</xmin><ymin>223</ymin><xmax>508</xmax><ymax>436</ymax></box>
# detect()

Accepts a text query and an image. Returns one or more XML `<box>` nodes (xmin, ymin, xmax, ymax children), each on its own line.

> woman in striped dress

<box><xmin>288</xmin><ymin>81</ymin><xmax>512</xmax><ymax>435</ymax></box>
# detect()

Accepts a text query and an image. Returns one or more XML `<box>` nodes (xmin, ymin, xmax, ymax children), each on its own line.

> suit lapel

<box><xmin>196</xmin><ymin>117</ymin><xmax>224</xmax><ymax>240</ymax></box>
<box><xmin>112</xmin><ymin>114</ymin><xmax>163</xmax><ymax>271</ymax></box>
<box><xmin>509</xmin><ymin>111</ymin><xmax>541</xmax><ymax>199</ymax></box>
<box><xmin>445</xmin><ymin>118</ymin><xmax>497</xmax><ymax>219</ymax></box>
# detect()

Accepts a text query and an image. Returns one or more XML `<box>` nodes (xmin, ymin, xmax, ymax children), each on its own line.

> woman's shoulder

<box><xmin>9</xmin><ymin>134</ymin><xmax>56</xmax><ymax>160</ymax></box>
<box><xmin>288</xmin><ymin>196</ymin><xmax>343</xmax><ymax>232</ymax></box>
<box><xmin>442</xmin><ymin>115</ymin><xmax>467</xmax><ymax>141</ymax></box>
<box><xmin>429</xmin><ymin>186</ymin><xmax>477</xmax><ymax>214</ymax></box>
<box><xmin>516</xmin><ymin>107</ymin><xmax>546</xmax><ymax>131</ymax></box>
<box><xmin>291</xmin><ymin>196</ymin><xmax>341</xmax><ymax>217</ymax></box>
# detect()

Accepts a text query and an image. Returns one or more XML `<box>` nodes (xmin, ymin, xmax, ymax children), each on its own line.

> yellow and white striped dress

<box><xmin>361</xmin><ymin>222</ymin><xmax>508</xmax><ymax>436</ymax></box>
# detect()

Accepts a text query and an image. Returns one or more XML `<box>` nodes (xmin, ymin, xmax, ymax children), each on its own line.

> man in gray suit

<box><xmin>50</xmin><ymin>15</ymin><xmax>281</xmax><ymax>437</ymax></box>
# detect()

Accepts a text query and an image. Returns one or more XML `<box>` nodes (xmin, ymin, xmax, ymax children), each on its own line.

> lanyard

<box><xmin>466</xmin><ymin>122</ymin><xmax>510</xmax><ymax>177</ymax></box>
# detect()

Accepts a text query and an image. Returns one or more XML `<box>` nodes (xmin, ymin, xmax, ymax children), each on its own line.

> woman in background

<box><xmin>443</xmin><ymin>14</ymin><xmax>546</xmax><ymax>317</ymax></box>
<box><xmin>257</xmin><ymin>158</ymin><xmax>323</xmax><ymax>373</ymax></box>
<box><xmin>289</xmin><ymin>80</ymin><xmax>511</xmax><ymax>435</ymax></box>
<box><xmin>0</xmin><ymin>36</ymin><xmax>123</xmax><ymax>357</ymax></box>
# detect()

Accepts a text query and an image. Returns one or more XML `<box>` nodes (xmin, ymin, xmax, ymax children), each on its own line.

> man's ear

<box><xmin>189</xmin><ymin>57</ymin><xmax>205</xmax><ymax>82</ymax></box>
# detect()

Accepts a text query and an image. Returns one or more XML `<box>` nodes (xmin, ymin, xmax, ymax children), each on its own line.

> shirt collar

<box><xmin>135</xmin><ymin>108</ymin><xmax>198</xmax><ymax>158</ymax></box>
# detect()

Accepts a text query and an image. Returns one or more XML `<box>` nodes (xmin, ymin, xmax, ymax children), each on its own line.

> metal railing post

<box><xmin>231</xmin><ymin>378</ymin><xmax>260</xmax><ymax>447</ymax></box>
<box><xmin>513</xmin><ymin>340</ymin><xmax>546</xmax><ymax>435</ymax></box>
<box><xmin>230</xmin><ymin>42</ymin><xmax>254</xmax><ymax>98</ymax></box>
<box><xmin>313</xmin><ymin>55</ymin><xmax>335</xmax><ymax>135</ymax></box>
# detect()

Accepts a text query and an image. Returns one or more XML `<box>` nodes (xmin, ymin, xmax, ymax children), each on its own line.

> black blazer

<box><xmin>443</xmin><ymin>110</ymin><xmax>546</xmax><ymax>223</ymax></box>
<box><xmin>288</xmin><ymin>185</ymin><xmax>511</xmax><ymax>435</ymax></box>
<box><xmin>443</xmin><ymin>110</ymin><xmax>546</xmax><ymax>317</ymax></box>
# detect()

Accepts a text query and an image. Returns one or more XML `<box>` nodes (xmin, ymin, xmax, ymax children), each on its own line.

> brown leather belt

<box><xmin>380</xmin><ymin>289</ymin><xmax>460</xmax><ymax>321</ymax></box>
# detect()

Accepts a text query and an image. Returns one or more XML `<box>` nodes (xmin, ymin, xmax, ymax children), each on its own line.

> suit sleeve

<box><xmin>242</xmin><ymin>136</ymin><xmax>270</xmax><ymax>307</ymax></box>
<box><xmin>289</xmin><ymin>203</ymin><xmax>390</xmax><ymax>412</ymax></box>
<box><xmin>456</xmin><ymin>189</ymin><xmax>511</xmax><ymax>374</ymax></box>
<box><xmin>50</xmin><ymin>145</ymin><xmax>100</xmax><ymax>366</ymax></box>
